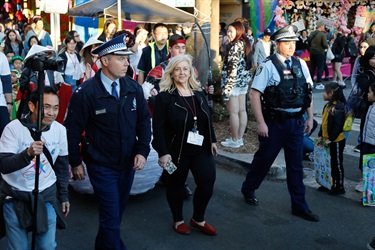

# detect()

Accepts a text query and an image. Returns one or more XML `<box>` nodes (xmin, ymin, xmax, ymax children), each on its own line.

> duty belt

<box><xmin>265</xmin><ymin>109</ymin><xmax>304</xmax><ymax>122</ymax></box>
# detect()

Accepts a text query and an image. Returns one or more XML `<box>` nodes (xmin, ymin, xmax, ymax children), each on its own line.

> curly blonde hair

<box><xmin>159</xmin><ymin>54</ymin><xmax>202</xmax><ymax>92</ymax></box>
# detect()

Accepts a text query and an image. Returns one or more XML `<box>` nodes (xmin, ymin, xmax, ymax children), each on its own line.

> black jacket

<box><xmin>152</xmin><ymin>89</ymin><xmax>216</xmax><ymax>163</ymax></box>
<box><xmin>65</xmin><ymin>70</ymin><xmax>151</xmax><ymax>169</ymax></box>
<box><xmin>318</xmin><ymin>102</ymin><xmax>346</xmax><ymax>141</ymax></box>
<box><xmin>356</xmin><ymin>69</ymin><xmax>374</xmax><ymax>116</ymax></box>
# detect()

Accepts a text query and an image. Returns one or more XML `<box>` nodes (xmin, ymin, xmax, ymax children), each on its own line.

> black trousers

<box><xmin>168</xmin><ymin>151</ymin><xmax>216</xmax><ymax>222</ymax></box>
<box><xmin>309</xmin><ymin>53</ymin><xmax>326</xmax><ymax>84</ymax></box>
<box><xmin>329</xmin><ymin>139</ymin><xmax>346</xmax><ymax>189</ymax></box>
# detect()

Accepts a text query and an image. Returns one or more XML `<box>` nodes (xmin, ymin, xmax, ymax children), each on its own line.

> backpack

<box><xmin>346</xmin><ymin>39</ymin><xmax>358</xmax><ymax>57</ymax></box>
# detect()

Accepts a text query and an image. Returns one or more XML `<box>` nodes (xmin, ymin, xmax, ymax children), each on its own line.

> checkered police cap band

<box><xmin>93</xmin><ymin>34</ymin><xmax>132</xmax><ymax>57</ymax></box>
<box><xmin>272</xmin><ymin>25</ymin><xmax>299</xmax><ymax>42</ymax></box>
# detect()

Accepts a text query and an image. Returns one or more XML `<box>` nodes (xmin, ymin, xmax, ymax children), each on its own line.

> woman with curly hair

<box><xmin>221</xmin><ymin>21</ymin><xmax>252</xmax><ymax>148</ymax></box>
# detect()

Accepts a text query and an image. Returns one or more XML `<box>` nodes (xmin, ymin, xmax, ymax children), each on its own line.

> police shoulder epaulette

<box><xmin>263</xmin><ymin>57</ymin><xmax>272</xmax><ymax>63</ymax></box>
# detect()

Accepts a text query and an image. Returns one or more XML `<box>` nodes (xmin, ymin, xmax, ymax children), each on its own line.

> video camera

<box><xmin>24</xmin><ymin>45</ymin><xmax>64</xmax><ymax>72</ymax></box>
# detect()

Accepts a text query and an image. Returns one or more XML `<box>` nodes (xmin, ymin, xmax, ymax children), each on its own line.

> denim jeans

<box><xmin>3</xmin><ymin>202</ymin><xmax>57</xmax><ymax>250</ymax></box>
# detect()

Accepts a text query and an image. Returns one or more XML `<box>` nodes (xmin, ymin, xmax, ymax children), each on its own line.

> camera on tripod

<box><xmin>24</xmin><ymin>45</ymin><xmax>64</xmax><ymax>72</ymax></box>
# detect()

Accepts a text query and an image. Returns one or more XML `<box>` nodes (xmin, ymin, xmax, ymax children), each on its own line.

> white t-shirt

<box><xmin>65</xmin><ymin>52</ymin><xmax>81</xmax><ymax>80</ymax></box>
<box><xmin>0</xmin><ymin>120</ymin><xmax>68</xmax><ymax>192</ymax></box>
<box><xmin>0</xmin><ymin>52</ymin><xmax>11</xmax><ymax>107</ymax></box>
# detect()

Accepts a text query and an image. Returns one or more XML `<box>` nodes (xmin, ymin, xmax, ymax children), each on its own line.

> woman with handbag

<box><xmin>331</xmin><ymin>28</ymin><xmax>346</xmax><ymax>87</ymax></box>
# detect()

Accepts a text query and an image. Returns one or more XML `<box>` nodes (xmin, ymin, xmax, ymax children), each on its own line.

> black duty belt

<box><xmin>265</xmin><ymin>109</ymin><xmax>304</xmax><ymax>122</ymax></box>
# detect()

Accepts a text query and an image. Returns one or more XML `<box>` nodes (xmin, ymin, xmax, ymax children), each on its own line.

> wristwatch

<box><xmin>6</xmin><ymin>102</ymin><xmax>13</xmax><ymax>106</ymax></box>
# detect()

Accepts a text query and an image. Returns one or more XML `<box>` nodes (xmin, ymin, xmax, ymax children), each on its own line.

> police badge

<box><xmin>255</xmin><ymin>66</ymin><xmax>263</xmax><ymax>76</ymax></box>
<box><xmin>292</xmin><ymin>66</ymin><xmax>302</xmax><ymax>78</ymax></box>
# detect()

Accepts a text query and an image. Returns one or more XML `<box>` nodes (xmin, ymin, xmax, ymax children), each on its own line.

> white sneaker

<box><xmin>315</xmin><ymin>84</ymin><xmax>325</xmax><ymax>90</ymax></box>
<box><xmin>355</xmin><ymin>179</ymin><xmax>364</xmax><ymax>192</ymax></box>
<box><xmin>225</xmin><ymin>138</ymin><xmax>244</xmax><ymax>146</ymax></box>
<box><xmin>221</xmin><ymin>138</ymin><xmax>241</xmax><ymax>148</ymax></box>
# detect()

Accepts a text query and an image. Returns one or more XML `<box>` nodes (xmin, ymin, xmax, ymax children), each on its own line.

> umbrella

<box><xmin>69</xmin><ymin>0</ymin><xmax>195</xmax><ymax>24</ymax></box>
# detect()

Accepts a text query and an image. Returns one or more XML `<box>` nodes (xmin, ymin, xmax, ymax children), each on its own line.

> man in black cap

<box><xmin>252</xmin><ymin>28</ymin><xmax>275</xmax><ymax>68</ymax></box>
<box><xmin>241</xmin><ymin>25</ymin><xmax>319</xmax><ymax>222</ymax></box>
<box><xmin>65</xmin><ymin>34</ymin><xmax>151</xmax><ymax>249</ymax></box>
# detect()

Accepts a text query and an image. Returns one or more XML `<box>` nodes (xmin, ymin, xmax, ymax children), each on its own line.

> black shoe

<box><xmin>292</xmin><ymin>210</ymin><xmax>319</xmax><ymax>222</ymax></box>
<box><xmin>354</xmin><ymin>145</ymin><xmax>361</xmax><ymax>153</ymax></box>
<box><xmin>329</xmin><ymin>187</ymin><xmax>346</xmax><ymax>196</ymax></box>
<box><xmin>184</xmin><ymin>185</ymin><xmax>192</xmax><ymax>199</ymax></box>
<box><xmin>244</xmin><ymin>196</ymin><xmax>259</xmax><ymax>206</ymax></box>
<box><xmin>317</xmin><ymin>186</ymin><xmax>330</xmax><ymax>192</ymax></box>
<box><xmin>367</xmin><ymin>236</ymin><xmax>375</xmax><ymax>250</ymax></box>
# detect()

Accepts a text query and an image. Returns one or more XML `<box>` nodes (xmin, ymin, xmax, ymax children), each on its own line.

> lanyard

<box><xmin>67</xmin><ymin>52</ymin><xmax>77</xmax><ymax>69</ymax></box>
<box><xmin>178</xmin><ymin>90</ymin><xmax>198</xmax><ymax>131</ymax></box>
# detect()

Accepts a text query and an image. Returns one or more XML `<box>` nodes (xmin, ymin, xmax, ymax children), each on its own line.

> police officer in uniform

<box><xmin>65</xmin><ymin>34</ymin><xmax>151</xmax><ymax>248</ymax></box>
<box><xmin>241</xmin><ymin>25</ymin><xmax>319</xmax><ymax>222</ymax></box>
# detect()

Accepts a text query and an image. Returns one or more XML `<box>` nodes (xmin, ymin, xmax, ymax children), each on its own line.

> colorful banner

<box><xmin>250</xmin><ymin>0</ymin><xmax>278</xmax><ymax>38</ymax></box>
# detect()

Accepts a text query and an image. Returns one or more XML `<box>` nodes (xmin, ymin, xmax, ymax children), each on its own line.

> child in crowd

<box><xmin>5</xmin><ymin>50</ymin><xmax>15</xmax><ymax>68</ymax></box>
<box><xmin>362</xmin><ymin>83</ymin><xmax>375</xmax><ymax>155</ymax></box>
<box><xmin>10</xmin><ymin>55</ymin><xmax>23</xmax><ymax>72</ymax></box>
<box><xmin>10</xmin><ymin>69</ymin><xmax>20</xmax><ymax>120</ymax></box>
<box><xmin>317</xmin><ymin>82</ymin><xmax>347</xmax><ymax>195</ymax></box>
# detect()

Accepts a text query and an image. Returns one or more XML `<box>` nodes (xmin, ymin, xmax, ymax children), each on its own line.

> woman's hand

<box><xmin>211</xmin><ymin>143</ymin><xmax>218</xmax><ymax>157</ymax></box>
<box><xmin>158</xmin><ymin>154</ymin><xmax>172</xmax><ymax>168</ymax></box>
<box><xmin>150</xmin><ymin>88</ymin><xmax>158</xmax><ymax>96</ymax></box>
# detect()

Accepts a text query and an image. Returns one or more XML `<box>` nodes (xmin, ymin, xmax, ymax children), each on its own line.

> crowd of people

<box><xmin>0</xmin><ymin>13</ymin><xmax>374</xmax><ymax>249</ymax></box>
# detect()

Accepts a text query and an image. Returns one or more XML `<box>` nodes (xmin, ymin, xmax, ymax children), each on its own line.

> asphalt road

<box><xmin>0</xmin><ymin>160</ymin><xmax>372</xmax><ymax>250</ymax></box>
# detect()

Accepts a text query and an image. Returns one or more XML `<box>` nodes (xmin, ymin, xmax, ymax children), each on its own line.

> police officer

<box><xmin>65</xmin><ymin>34</ymin><xmax>151</xmax><ymax>248</ymax></box>
<box><xmin>241</xmin><ymin>25</ymin><xmax>319</xmax><ymax>222</ymax></box>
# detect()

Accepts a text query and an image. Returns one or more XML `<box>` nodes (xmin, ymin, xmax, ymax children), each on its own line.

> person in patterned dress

<box><xmin>221</xmin><ymin>21</ymin><xmax>252</xmax><ymax>148</ymax></box>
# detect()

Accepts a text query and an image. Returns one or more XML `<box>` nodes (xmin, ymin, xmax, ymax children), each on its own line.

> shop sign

<box><xmin>354</xmin><ymin>16</ymin><xmax>366</xmax><ymax>28</ymax></box>
<box><xmin>159</xmin><ymin>0</ymin><xmax>195</xmax><ymax>7</ymax></box>
<box><xmin>292</xmin><ymin>19</ymin><xmax>305</xmax><ymax>32</ymax></box>
<box><xmin>319</xmin><ymin>17</ymin><xmax>337</xmax><ymax>30</ymax></box>
<box><xmin>40</xmin><ymin>0</ymin><xmax>69</xmax><ymax>14</ymax></box>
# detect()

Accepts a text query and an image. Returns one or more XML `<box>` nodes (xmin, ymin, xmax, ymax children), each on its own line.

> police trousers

<box><xmin>241</xmin><ymin>117</ymin><xmax>309</xmax><ymax>212</ymax></box>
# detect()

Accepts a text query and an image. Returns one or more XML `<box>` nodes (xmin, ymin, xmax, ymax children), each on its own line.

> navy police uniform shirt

<box><xmin>252</xmin><ymin>53</ymin><xmax>313</xmax><ymax>112</ymax></box>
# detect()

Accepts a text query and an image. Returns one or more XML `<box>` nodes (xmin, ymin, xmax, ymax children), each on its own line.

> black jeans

<box><xmin>329</xmin><ymin>139</ymin><xmax>346</xmax><ymax>189</ymax></box>
<box><xmin>309</xmin><ymin>53</ymin><xmax>326</xmax><ymax>84</ymax></box>
<box><xmin>167</xmin><ymin>151</ymin><xmax>216</xmax><ymax>222</ymax></box>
